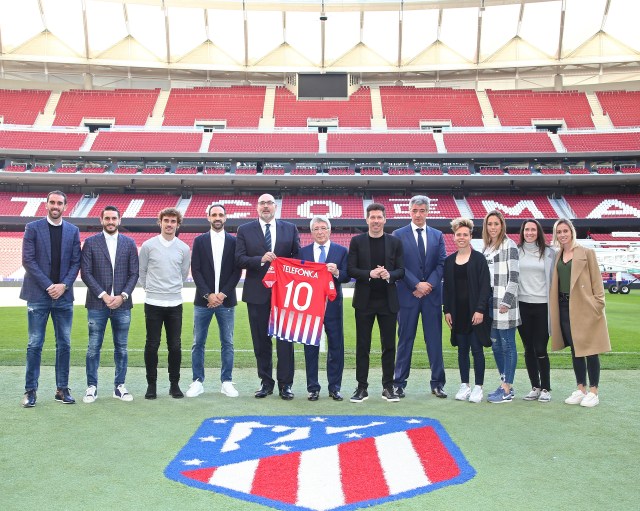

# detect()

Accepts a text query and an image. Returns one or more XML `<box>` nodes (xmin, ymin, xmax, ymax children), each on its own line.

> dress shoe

<box><xmin>432</xmin><ymin>386</ymin><xmax>448</xmax><ymax>398</ymax></box>
<box><xmin>22</xmin><ymin>389</ymin><xmax>37</xmax><ymax>408</ymax></box>
<box><xmin>145</xmin><ymin>383</ymin><xmax>157</xmax><ymax>400</ymax></box>
<box><xmin>328</xmin><ymin>390</ymin><xmax>344</xmax><ymax>401</ymax></box>
<box><xmin>54</xmin><ymin>388</ymin><xmax>75</xmax><ymax>404</ymax></box>
<box><xmin>394</xmin><ymin>386</ymin><xmax>406</xmax><ymax>398</ymax></box>
<box><xmin>169</xmin><ymin>383</ymin><xmax>184</xmax><ymax>398</ymax></box>
<box><xmin>279</xmin><ymin>385</ymin><xmax>294</xmax><ymax>400</ymax></box>
<box><xmin>254</xmin><ymin>384</ymin><xmax>274</xmax><ymax>398</ymax></box>
<box><xmin>308</xmin><ymin>390</ymin><xmax>320</xmax><ymax>401</ymax></box>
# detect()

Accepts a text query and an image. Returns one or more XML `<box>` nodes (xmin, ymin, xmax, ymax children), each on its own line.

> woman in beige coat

<box><xmin>549</xmin><ymin>219</ymin><xmax>611</xmax><ymax>408</ymax></box>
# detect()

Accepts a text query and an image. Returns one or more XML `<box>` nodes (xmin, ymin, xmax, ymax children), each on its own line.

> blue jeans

<box><xmin>191</xmin><ymin>305</ymin><xmax>235</xmax><ymax>383</ymax></box>
<box><xmin>490</xmin><ymin>326</ymin><xmax>517</xmax><ymax>385</ymax></box>
<box><xmin>25</xmin><ymin>298</ymin><xmax>74</xmax><ymax>391</ymax></box>
<box><xmin>86</xmin><ymin>308</ymin><xmax>131</xmax><ymax>388</ymax></box>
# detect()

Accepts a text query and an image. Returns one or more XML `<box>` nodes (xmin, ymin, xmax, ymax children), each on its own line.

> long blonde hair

<box><xmin>552</xmin><ymin>218</ymin><xmax>578</xmax><ymax>250</ymax></box>
<box><xmin>482</xmin><ymin>210</ymin><xmax>506</xmax><ymax>250</ymax></box>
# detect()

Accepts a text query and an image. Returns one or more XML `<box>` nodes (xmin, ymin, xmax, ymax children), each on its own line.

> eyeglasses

<box><xmin>312</xmin><ymin>226</ymin><xmax>329</xmax><ymax>232</ymax></box>
<box><xmin>258</xmin><ymin>201</ymin><xmax>275</xmax><ymax>206</ymax></box>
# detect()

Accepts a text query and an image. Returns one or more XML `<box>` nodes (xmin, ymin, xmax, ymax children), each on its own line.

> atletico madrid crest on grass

<box><xmin>165</xmin><ymin>415</ymin><xmax>475</xmax><ymax>511</ymax></box>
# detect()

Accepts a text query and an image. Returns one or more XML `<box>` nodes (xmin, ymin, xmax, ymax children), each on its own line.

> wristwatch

<box><xmin>204</xmin><ymin>293</ymin><xmax>210</xmax><ymax>300</ymax></box>
<box><xmin>121</xmin><ymin>292</ymin><xmax>128</xmax><ymax>302</ymax></box>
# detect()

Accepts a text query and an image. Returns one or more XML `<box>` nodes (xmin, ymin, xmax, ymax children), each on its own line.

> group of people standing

<box><xmin>19</xmin><ymin>191</ymin><xmax>611</xmax><ymax>409</ymax></box>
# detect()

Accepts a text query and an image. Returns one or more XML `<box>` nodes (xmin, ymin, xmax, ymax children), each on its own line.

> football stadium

<box><xmin>1</xmin><ymin>1</ymin><xmax>639</xmax><ymax>510</ymax></box>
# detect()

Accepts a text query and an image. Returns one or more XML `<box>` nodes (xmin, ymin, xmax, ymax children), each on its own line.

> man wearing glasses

<box><xmin>236</xmin><ymin>194</ymin><xmax>300</xmax><ymax>400</ymax></box>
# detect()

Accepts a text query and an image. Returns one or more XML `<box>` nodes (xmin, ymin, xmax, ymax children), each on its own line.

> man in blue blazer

<box><xmin>393</xmin><ymin>195</ymin><xmax>447</xmax><ymax>398</ymax></box>
<box><xmin>299</xmin><ymin>215</ymin><xmax>350</xmax><ymax>401</ymax></box>
<box><xmin>236</xmin><ymin>193</ymin><xmax>300</xmax><ymax>400</ymax></box>
<box><xmin>186</xmin><ymin>203</ymin><xmax>241</xmax><ymax>399</ymax></box>
<box><xmin>80</xmin><ymin>205</ymin><xmax>139</xmax><ymax>403</ymax></box>
<box><xmin>20</xmin><ymin>190</ymin><xmax>81</xmax><ymax>407</ymax></box>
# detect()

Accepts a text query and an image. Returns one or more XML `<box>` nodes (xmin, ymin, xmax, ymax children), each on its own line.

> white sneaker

<box><xmin>83</xmin><ymin>385</ymin><xmax>97</xmax><ymax>404</ymax></box>
<box><xmin>113</xmin><ymin>384</ymin><xmax>133</xmax><ymax>402</ymax></box>
<box><xmin>455</xmin><ymin>383</ymin><xmax>471</xmax><ymax>401</ymax></box>
<box><xmin>523</xmin><ymin>388</ymin><xmax>541</xmax><ymax>401</ymax></box>
<box><xmin>221</xmin><ymin>381</ymin><xmax>239</xmax><ymax>398</ymax></box>
<box><xmin>469</xmin><ymin>385</ymin><xmax>483</xmax><ymax>403</ymax></box>
<box><xmin>186</xmin><ymin>380</ymin><xmax>204</xmax><ymax>398</ymax></box>
<box><xmin>564</xmin><ymin>389</ymin><xmax>586</xmax><ymax>405</ymax></box>
<box><xmin>538</xmin><ymin>389</ymin><xmax>551</xmax><ymax>403</ymax></box>
<box><xmin>580</xmin><ymin>392</ymin><xmax>599</xmax><ymax>408</ymax></box>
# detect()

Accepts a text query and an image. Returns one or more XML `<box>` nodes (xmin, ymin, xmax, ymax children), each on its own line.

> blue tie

<box><xmin>318</xmin><ymin>245</ymin><xmax>326</xmax><ymax>263</ymax></box>
<box><xmin>264</xmin><ymin>223</ymin><xmax>272</xmax><ymax>251</ymax></box>
<box><xmin>416</xmin><ymin>228</ymin><xmax>426</xmax><ymax>279</ymax></box>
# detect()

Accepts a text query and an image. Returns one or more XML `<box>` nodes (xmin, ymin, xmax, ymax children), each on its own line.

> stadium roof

<box><xmin>1</xmin><ymin>0</ymin><xmax>639</xmax><ymax>88</ymax></box>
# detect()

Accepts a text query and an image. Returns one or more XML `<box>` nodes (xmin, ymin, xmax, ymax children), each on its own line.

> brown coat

<box><xmin>550</xmin><ymin>245</ymin><xmax>611</xmax><ymax>357</ymax></box>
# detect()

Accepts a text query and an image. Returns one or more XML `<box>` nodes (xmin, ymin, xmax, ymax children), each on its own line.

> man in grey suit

<box><xmin>20</xmin><ymin>190</ymin><xmax>81</xmax><ymax>407</ymax></box>
<box><xmin>80</xmin><ymin>206</ymin><xmax>139</xmax><ymax>404</ymax></box>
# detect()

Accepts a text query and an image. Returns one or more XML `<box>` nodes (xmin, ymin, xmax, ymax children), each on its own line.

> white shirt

<box><xmin>210</xmin><ymin>229</ymin><xmax>225</xmax><ymax>294</ymax></box>
<box><xmin>259</xmin><ymin>218</ymin><xmax>276</xmax><ymax>251</ymax></box>
<box><xmin>314</xmin><ymin>241</ymin><xmax>331</xmax><ymax>263</ymax></box>
<box><xmin>411</xmin><ymin>222</ymin><xmax>427</xmax><ymax>255</ymax></box>
<box><xmin>103</xmin><ymin>231</ymin><xmax>118</xmax><ymax>269</ymax></box>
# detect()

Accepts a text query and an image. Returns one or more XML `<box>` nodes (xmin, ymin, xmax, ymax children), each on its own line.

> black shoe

<box><xmin>169</xmin><ymin>383</ymin><xmax>184</xmax><ymax>398</ymax></box>
<box><xmin>394</xmin><ymin>386</ymin><xmax>406</xmax><ymax>398</ymax></box>
<box><xmin>328</xmin><ymin>390</ymin><xmax>344</xmax><ymax>401</ymax></box>
<box><xmin>279</xmin><ymin>385</ymin><xmax>294</xmax><ymax>400</ymax></box>
<box><xmin>432</xmin><ymin>386</ymin><xmax>448</xmax><ymax>399</ymax></box>
<box><xmin>145</xmin><ymin>383</ymin><xmax>157</xmax><ymax>400</ymax></box>
<box><xmin>54</xmin><ymin>388</ymin><xmax>75</xmax><ymax>404</ymax></box>
<box><xmin>308</xmin><ymin>390</ymin><xmax>320</xmax><ymax>401</ymax></box>
<box><xmin>22</xmin><ymin>389</ymin><xmax>37</xmax><ymax>408</ymax></box>
<box><xmin>350</xmin><ymin>387</ymin><xmax>368</xmax><ymax>403</ymax></box>
<box><xmin>254</xmin><ymin>384</ymin><xmax>274</xmax><ymax>398</ymax></box>
<box><xmin>382</xmin><ymin>387</ymin><xmax>400</xmax><ymax>402</ymax></box>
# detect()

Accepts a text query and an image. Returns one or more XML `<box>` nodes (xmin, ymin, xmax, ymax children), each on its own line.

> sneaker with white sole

<box><xmin>83</xmin><ymin>385</ymin><xmax>97</xmax><ymax>404</ymax></box>
<box><xmin>455</xmin><ymin>383</ymin><xmax>471</xmax><ymax>401</ymax></box>
<box><xmin>564</xmin><ymin>389</ymin><xmax>586</xmax><ymax>405</ymax></box>
<box><xmin>469</xmin><ymin>385</ymin><xmax>483</xmax><ymax>403</ymax></box>
<box><xmin>523</xmin><ymin>388</ymin><xmax>541</xmax><ymax>401</ymax></box>
<box><xmin>487</xmin><ymin>388</ymin><xmax>513</xmax><ymax>403</ymax></box>
<box><xmin>186</xmin><ymin>380</ymin><xmax>204</xmax><ymax>398</ymax></box>
<box><xmin>580</xmin><ymin>392</ymin><xmax>599</xmax><ymax>408</ymax></box>
<box><xmin>538</xmin><ymin>389</ymin><xmax>551</xmax><ymax>403</ymax></box>
<box><xmin>113</xmin><ymin>384</ymin><xmax>133</xmax><ymax>401</ymax></box>
<box><xmin>221</xmin><ymin>381</ymin><xmax>239</xmax><ymax>398</ymax></box>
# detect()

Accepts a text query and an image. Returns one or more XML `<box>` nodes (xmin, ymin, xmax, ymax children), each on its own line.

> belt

<box><xmin>559</xmin><ymin>292</ymin><xmax>570</xmax><ymax>302</ymax></box>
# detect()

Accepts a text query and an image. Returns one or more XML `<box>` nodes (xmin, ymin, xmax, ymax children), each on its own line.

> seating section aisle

<box><xmin>443</xmin><ymin>132</ymin><xmax>556</xmax><ymax>153</ymax></box>
<box><xmin>0</xmin><ymin>89</ymin><xmax>51</xmax><ymax>125</ymax></box>
<box><xmin>209</xmin><ymin>133</ymin><xmax>318</xmax><ymax>153</ymax></box>
<box><xmin>163</xmin><ymin>87</ymin><xmax>266</xmax><ymax>128</ymax></box>
<box><xmin>327</xmin><ymin>133</ymin><xmax>437</xmax><ymax>153</ymax></box>
<box><xmin>274</xmin><ymin>87</ymin><xmax>372</xmax><ymax>128</ymax></box>
<box><xmin>0</xmin><ymin>192</ymin><xmax>83</xmax><ymax>216</ymax></box>
<box><xmin>559</xmin><ymin>132</ymin><xmax>640</xmax><ymax>152</ymax></box>
<box><xmin>466</xmin><ymin>195</ymin><xmax>557</xmax><ymax>219</ymax></box>
<box><xmin>280</xmin><ymin>196</ymin><xmax>364</xmax><ymax>219</ymax></box>
<box><xmin>0</xmin><ymin>130</ymin><xmax>87</xmax><ymax>151</ymax></box>
<box><xmin>87</xmin><ymin>194</ymin><xmax>179</xmax><ymax>218</ymax></box>
<box><xmin>54</xmin><ymin>89</ymin><xmax>160</xmax><ymax>127</ymax></box>
<box><xmin>486</xmin><ymin>90</ymin><xmax>594</xmax><ymax>128</ymax></box>
<box><xmin>564</xmin><ymin>194</ymin><xmax>640</xmax><ymax>219</ymax></box>
<box><xmin>595</xmin><ymin>91</ymin><xmax>640</xmax><ymax>128</ymax></box>
<box><xmin>379</xmin><ymin>87</ymin><xmax>484</xmax><ymax>128</ymax></box>
<box><xmin>91</xmin><ymin>131</ymin><xmax>202</xmax><ymax>152</ymax></box>
<box><xmin>371</xmin><ymin>195</ymin><xmax>461</xmax><ymax>219</ymax></box>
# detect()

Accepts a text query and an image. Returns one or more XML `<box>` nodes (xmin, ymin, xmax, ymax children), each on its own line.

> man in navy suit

<box><xmin>347</xmin><ymin>203</ymin><xmax>404</xmax><ymax>403</ymax></box>
<box><xmin>236</xmin><ymin>193</ymin><xmax>300</xmax><ymax>400</ymax></box>
<box><xmin>393</xmin><ymin>195</ymin><xmax>447</xmax><ymax>398</ymax></box>
<box><xmin>20</xmin><ymin>190</ymin><xmax>81</xmax><ymax>407</ymax></box>
<box><xmin>80</xmin><ymin>205</ymin><xmax>139</xmax><ymax>403</ymax></box>
<box><xmin>186</xmin><ymin>203</ymin><xmax>241</xmax><ymax>399</ymax></box>
<box><xmin>299</xmin><ymin>215</ymin><xmax>350</xmax><ymax>401</ymax></box>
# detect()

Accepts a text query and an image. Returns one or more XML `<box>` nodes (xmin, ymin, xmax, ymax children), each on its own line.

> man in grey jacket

<box><xmin>139</xmin><ymin>207</ymin><xmax>191</xmax><ymax>399</ymax></box>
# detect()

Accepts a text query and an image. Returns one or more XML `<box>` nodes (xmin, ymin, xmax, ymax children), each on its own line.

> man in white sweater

<box><xmin>139</xmin><ymin>207</ymin><xmax>191</xmax><ymax>399</ymax></box>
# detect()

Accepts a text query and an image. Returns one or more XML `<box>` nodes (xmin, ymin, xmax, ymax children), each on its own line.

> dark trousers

<box><xmin>303</xmin><ymin>311</ymin><xmax>345</xmax><ymax>393</ymax></box>
<box><xmin>354</xmin><ymin>308</ymin><xmax>397</xmax><ymax>390</ymax></box>
<box><xmin>518</xmin><ymin>301</ymin><xmax>551</xmax><ymax>391</ymax></box>
<box><xmin>559</xmin><ymin>300</ymin><xmax>600</xmax><ymax>388</ymax></box>
<box><xmin>456</xmin><ymin>332</ymin><xmax>485</xmax><ymax>386</ymax></box>
<box><xmin>247</xmin><ymin>302</ymin><xmax>294</xmax><ymax>389</ymax></box>
<box><xmin>144</xmin><ymin>303</ymin><xmax>183</xmax><ymax>384</ymax></box>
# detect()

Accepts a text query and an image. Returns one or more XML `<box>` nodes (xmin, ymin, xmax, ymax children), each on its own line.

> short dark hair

<box><xmin>207</xmin><ymin>203</ymin><xmax>226</xmax><ymax>215</ymax></box>
<box><xmin>101</xmin><ymin>205</ymin><xmax>120</xmax><ymax>218</ymax></box>
<box><xmin>47</xmin><ymin>190</ymin><xmax>67</xmax><ymax>204</ymax></box>
<box><xmin>366</xmin><ymin>203</ymin><xmax>386</xmax><ymax>218</ymax></box>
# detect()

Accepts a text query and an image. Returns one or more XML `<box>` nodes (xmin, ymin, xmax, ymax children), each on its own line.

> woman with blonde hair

<box><xmin>482</xmin><ymin>210</ymin><xmax>520</xmax><ymax>403</ymax></box>
<box><xmin>550</xmin><ymin>218</ymin><xmax>611</xmax><ymax>407</ymax></box>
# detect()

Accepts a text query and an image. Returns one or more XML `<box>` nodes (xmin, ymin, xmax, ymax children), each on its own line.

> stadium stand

<box><xmin>262</xmin><ymin>164</ymin><xmax>286</xmax><ymax>175</ymax></box>
<box><xmin>0</xmin><ymin>89</ymin><xmax>51</xmax><ymax>125</ymax></box>
<box><xmin>290</xmin><ymin>165</ymin><xmax>318</xmax><ymax>176</ymax></box>
<box><xmin>203</xmin><ymin>164</ymin><xmax>227</xmax><ymax>175</ymax></box>
<box><xmin>235</xmin><ymin>165</ymin><xmax>258</xmax><ymax>175</ymax></box>
<box><xmin>559</xmin><ymin>132</ymin><xmax>640</xmax><ymax>152</ymax></box>
<box><xmin>86</xmin><ymin>194</ymin><xmax>179</xmax><ymax>218</ymax></box>
<box><xmin>273</xmin><ymin>86</ymin><xmax>372</xmax><ymax>128</ymax></box>
<box><xmin>163</xmin><ymin>86</ymin><xmax>265</xmax><ymax>128</ymax></box>
<box><xmin>0</xmin><ymin>192</ymin><xmax>83</xmax><ymax>216</ymax></box>
<box><xmin>3</xmin><ymin>163</ymin><xmax>28</xmax><ymax>172</ymax></box>
<box><xmin>57</xmin><ymin>164</ymin><xmax>78</xmax><ymax>173</ymax></box>
<box><xmin>280</xmin><ymin>196</ymin><xmax>364</xmax><ymax>219</ymax></box>
<box><xmin>114</xmin><ymin>165</ymin><xmax>139</xmax><ymax>174</ymax></box>
<box><xmin>183</xmin><ymin>195</ymin><xmax>259</xmax><ymax>219</ymax></box>
<box><xmin>466</xmin><ymin>195</ymin><xmax>558</xmax><ymax>219</ymax></box>
<box><xmin>619</xmin><ymin>165</ymin><xmax>640</xmax><ymax>174</ymax></box>
<box><xmin>478</xmin><ymin>165</ymin><xmax>503</xmax><ymax>176</ymax></box>
<box><xmin>372</xmin><ymin>194</ymin><xmax>461</xmax><ymax>219</ymax></box>
<box><xmin>443</xmin><ymin>132</ymin><xmax>556</xmax><ymax>153</ymax></box>
<box><xmin>486</xmin><ymin>90</ymin><xmax>594</xmax><ymax>128</ymax></box>
<box><xmin>327</xmin><ymin>165</ymin><xmax>354</xmax><ymax>175</ymax></box>
<box><xmin>595</xmin><ymin>91</ymin><xmax>640</xmax><ymax>128</ymax></box>
<box><xmin>0</xmin><ymin>130</ymin><xmax>86</xmax><ymax>151</ymax></box>
<box><xmin>539</xmin><ymin>165</ymin><xmax>565</xmax><ymax>175</ymax></box>
<box><xmin>174</xmin><ymin>165</ymin><xmax>198</xmax><ymax>175</ymax></box>
<box><xmin>53</xmin><ymin>89</ymin><xmax>160</xmax><ymax>126</ymax></box>
<box><xmin>326</xmin><ymin>133</ymin><xmax>437</xmax><ymax>153</ymax></box>
<box><xmin>387</xmin><ymin>165</ymin><xmax>414</xmax><ymax>176</ymax></box>
<box><xmin>567</xmin><ymin>165</ymin><xmax>591</xmax><ymax>175</ymax></box>
<box><xmin>209</xmin><ymin>133</ymin><xmax>318</xmax><ymax>153</ymax></box>
<box><xmin>379</xmin><ymin>87</ymin><xmax>483</xmax><ymax>128</ymax></box>
<box><xmin>0</xmin><ymin>232</ymin><xmax>25</xmax><ymax>279</ymax></box>
<box><xmin>504</xmin><ymin>165</ymin><xmax>531</xmax><ymax>175</ymax></box>
<box><xmin>564</xmin><ymin>194</ymin><xmax>640</xmax><ymax>219</ymax></box>
<box><xmin>359</xmin><ymin>166</ymin><xmax>383</xmax><ymax>176</ymax></box>
<box><xmin>417</xmin><ymin>164</ymin><xmax>443</xmax><ymax>175</ymax></box>
<box><xmin>142</xmin><ymin>164</ymin><xmax>167</xmax><ymax>175</ymax></box>
<box><xmin>79</xmin><ymin>163</ymin><xmax>108</xmax><ymax>174</ymax></box>
<box><xmin>91</xmin><ymin>131</ymin><xmax>201</xmax><ymax>152</ymax></box>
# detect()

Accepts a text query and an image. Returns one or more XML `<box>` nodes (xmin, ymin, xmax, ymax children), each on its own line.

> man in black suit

<box><xmin>186</xmin><ymin>203</ymin><xmax>242</xmax><ymax>399</ymax></box>
<box><xmin>347</xmin><ymin>203</ymin><xmax>404</xmax><ymax>403</ymax></box>
<box><xmin>236</xmin><ymin>193</ymin><xmax>300</xmax><ymax>400</ymax></box>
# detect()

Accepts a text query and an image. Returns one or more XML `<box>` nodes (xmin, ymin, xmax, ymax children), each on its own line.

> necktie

<box><xmin>264</xmin><ymin>223</ymin><xmax>272</xmax><ymax>251</ymax></box>
<box><xmin>416</xmin><ymin>228</ymin><xmax>426</xmax><ymax>279</ymax></box>
<box><xmin>318</xmin><ymin>244</ymin><xmax>326</xmax><ymax>263</ymax></box>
